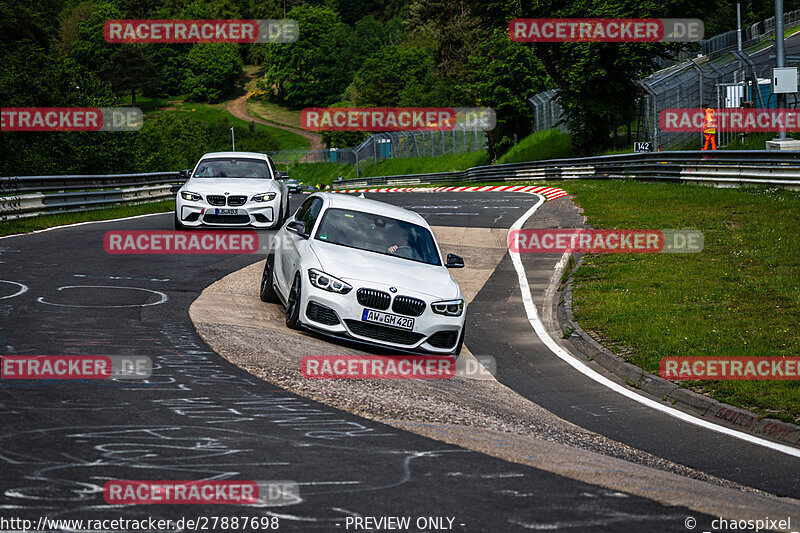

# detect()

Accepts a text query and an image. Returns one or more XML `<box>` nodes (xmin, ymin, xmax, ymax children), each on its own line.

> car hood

<box><xmin>184</xmin><ymin>178</ymin><xmax>279</xmax><ymax>196</ymax></box>
<box><xmin>310</xmin><ymin>241</ymin><xmax>460</xmax><ymax>299</ymax></box>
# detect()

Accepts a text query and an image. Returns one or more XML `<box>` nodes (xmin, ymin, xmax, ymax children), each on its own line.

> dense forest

<box><xmin>1</xmin><ymin>0</ymin><xmax>795</xmax><ymax>175</ymax></box>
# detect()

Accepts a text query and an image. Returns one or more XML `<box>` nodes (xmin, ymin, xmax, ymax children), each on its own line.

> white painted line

<box><xmin>37</xmin><ymin>285</ymin><xmax>169</xmax><ymax>308</ymax></box>
<box><xmin>0</xmin><ymin>280</ymin><xmax>28</xmax><ymax>300</ymax></box>
<box><xmin>509</xmin><ymin>192</ymin><xmax>800</xmax><ymax>458</ymax></box>
<box><xmin>0</xmin><ymin>211</ymin><xmax>171</xmax><ymax>240</ymax></box>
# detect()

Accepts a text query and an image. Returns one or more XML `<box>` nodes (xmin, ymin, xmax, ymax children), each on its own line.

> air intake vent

<box><xmin>427</xmin><ymin>330</ymin><xmax>458</xmax><ymax>349</ymax></box>
<box><xmin>345</xmin><ymin>320</ymin><xmax>425</xmax><ymax>346</ymax></box>
<box><xmin>306</xmin><ymin>301</ymin><xmax>339</xmax><ymax>326</ymax></box>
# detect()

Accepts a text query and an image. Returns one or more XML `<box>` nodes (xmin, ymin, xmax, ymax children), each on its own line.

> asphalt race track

<box><xmin>0</xmin><ymin>191</ymin><xmax>794</xmax><ymax>531</ymax></box>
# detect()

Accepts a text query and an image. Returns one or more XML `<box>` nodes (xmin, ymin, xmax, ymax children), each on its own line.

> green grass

<box><xmin>0</xmin><ymin>200</ymin><xmax>174</xmax><ymax>237</ymax></box>
<box><xmin>556</xmin><ymin>180</ymin><xmax>800</xmax><ymax>423</ymax></box>
<box><xmin>496</xmin><ymin>130</ymin><xmax>573</xmax><ymax>164</ymax></box>
<box><xmin>246</xmin><ymin>100</ymin><xmax>304</xmax><ymax>130</ymax></box>
<box><xmin>122</xmin><ymin>96</ymin><xmax>309</xmax><ymax>151</ymax></box>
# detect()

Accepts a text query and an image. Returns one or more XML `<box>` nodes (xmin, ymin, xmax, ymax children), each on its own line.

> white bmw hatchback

<box><xmin>175</xmin><ymin>152</ymin><xmax>289</xmax><ymax>229</ymax></box>
<box><xmin>260</xmin><ymin>192</ymin><xmax>467</xmax><ymax>356</ymax></box>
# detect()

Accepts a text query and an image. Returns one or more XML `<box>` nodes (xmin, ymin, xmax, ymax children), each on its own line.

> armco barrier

<box><xmin>3</xmin><ymin>150</ymin><xmax>800</xmax><ymax>220</ymax></box>
<box><xmin>329</xmin><ymin>150</ymin><xmax>800</xmax><ymax>191</ymax></box>
<box><xmin>0</xmin><ymin>172</ymin><xmax>180</xmax><ymax>220</ymax></box>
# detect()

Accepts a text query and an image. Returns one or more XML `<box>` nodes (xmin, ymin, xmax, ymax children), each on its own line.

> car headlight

<box><xmin>432</xmin><ymin>299</ymin><xmax>464</xmax><ymax>316</ymax></box>
<box><xmin>180</xmin><ymin>191</ymin><xmax>202</xmax><ymax>201</ymax></box>
<box><xmin>308</xmin><ymin>268</ymin><xmax>352</xmax><ymax>294</ymax></box>
<box><xmin>253</xmin><ymin>192</ymin><xmax>277</xmax><ymax>202</ymax></box>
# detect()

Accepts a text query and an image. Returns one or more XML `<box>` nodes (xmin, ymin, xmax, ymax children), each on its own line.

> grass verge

<box><xmin>497</xmin><ymin>130</ymin><xmax>573</xmax><ymax>164</ymax></box>
<box><xmin>0</xmin><ymin>200</ymin><xmax>174</xmax><ymax>237</ymax></box>
<box><xmin>557</xmin><ymin>180</ymin><xmax>800</xmax><ymax>423</ymax></box>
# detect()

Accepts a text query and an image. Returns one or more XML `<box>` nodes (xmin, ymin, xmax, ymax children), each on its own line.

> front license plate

<box><xmin>362</xmin><ymin>309</ymin><xmax>414</xmax><ymax>330</ymax></box>
<box><xmin>215</xmin><ymin>208</ymin><xmax>239</xmax><ymax>215</ymax></box>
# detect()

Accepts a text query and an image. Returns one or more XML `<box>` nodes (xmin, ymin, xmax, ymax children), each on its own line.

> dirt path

<box><xmin>226</xmin><ymin>94</ymin><xmax>324</xmax><ymax>152</ymax></box>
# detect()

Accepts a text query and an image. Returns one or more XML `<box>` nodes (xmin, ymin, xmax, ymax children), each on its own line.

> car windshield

<box><xmin>315</xmin><ymin>208</ymin><xmax>441</xmax><ymax>266</ymax></box>
<box><xmin>193</xmin><ymin>158</ymin><xmax>272</xmax><ymax>179</ymax></box>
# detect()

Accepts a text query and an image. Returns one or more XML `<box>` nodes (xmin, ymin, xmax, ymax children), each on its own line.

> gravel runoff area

<box><xmin>190</xmin><ymin>225</ymin><xmax>800</xmax><ymax>521</ymax></box>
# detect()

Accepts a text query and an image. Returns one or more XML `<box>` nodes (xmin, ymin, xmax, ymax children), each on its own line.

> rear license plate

<box><xmin>362</xmin><ymin>309</ymin><xmax>414</xmax><ymax>330</ymax></box>
<box><xmin>215</xmin><ymin>208</ymin><xmax>239</xmax><ymax>215</ymax></box>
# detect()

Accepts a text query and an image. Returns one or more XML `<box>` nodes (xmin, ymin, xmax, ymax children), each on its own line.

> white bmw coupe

<box><xmin>260</xmin><ymin>192</ymin><xmax>467</xmax><ymax>356</ymax></box>
<box><xmin>175</xmin><ymin>151</ymin><xmax>289</xmax><ymax>229</ymax></box>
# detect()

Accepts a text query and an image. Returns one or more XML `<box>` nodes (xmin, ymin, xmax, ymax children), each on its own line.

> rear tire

<box><xmin>259</xmin><ymin>254</ymin><xmax>279</xmax><ymax>303</ymax></box>
<box><xmin>285</xmin><ymin>272</ymin><xmax>302</xmax><ymax>329</ymax></box>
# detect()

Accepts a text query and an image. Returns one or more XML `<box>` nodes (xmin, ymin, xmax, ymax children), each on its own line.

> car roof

<box><xmin>314</xmin><ymin>192</ymin><xmax>430</xmax><ymax>227</ymax></box>
<box><xmin>199</xmin><ymin>151</ymin><xmax>269</xmax><ymax>161</ymax></box>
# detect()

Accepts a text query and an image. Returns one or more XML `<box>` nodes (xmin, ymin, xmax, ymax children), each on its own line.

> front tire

<box><xmin>451</xmin><ymin>323</ymin><xmax>466</xmax><ymax>357</ymax></box>
<box><xmin>270</xmin><ymin>202</ymin><xmax>285</xmax><ymax>230</ymax></box>
<box><xmin>285</xmin><ymin>272</ymin><xmax>302</xmax><ymax>329</ymax></box>
<box><xmin>174</xmin><ymin>212</ymin><xmax>187</xmax><ymax>230</ymax></box>
<box><xmin>259</xmin><ymin>254</ymin><xmax>279</xmax><ymax>303</ymax></box>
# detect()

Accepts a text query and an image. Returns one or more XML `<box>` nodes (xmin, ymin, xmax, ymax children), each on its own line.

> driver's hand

<box><xmin>387</xmin><ymin>244</ymin><xmax>398</xmax><ymax>253</ymax></box>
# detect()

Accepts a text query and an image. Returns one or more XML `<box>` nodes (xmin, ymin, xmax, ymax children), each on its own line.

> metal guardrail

<box><xmin>329</xmin><ymin>151</ymin><xmax>800</xmax><ymax>190</ymax></box>
<box><xmin>3</xmin><ymin>151</ymin><xmax>800</xmax><ymax>220</ymax></box>
<box><xmin>0</xmin><ymin>172</ymin><xmax>181</xmax><ymax>220</ymax></box>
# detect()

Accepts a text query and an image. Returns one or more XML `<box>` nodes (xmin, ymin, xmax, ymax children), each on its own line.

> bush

<box><xmin>181</xmin><ymin>44</ymin><xmax>242</xmax><ymax>103</ymax></box>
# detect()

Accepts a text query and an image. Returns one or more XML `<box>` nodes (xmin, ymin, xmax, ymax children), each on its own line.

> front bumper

<box><xmin>177</xmin><ymin>196</ymin><xmax>280</xmax><ymax>228</ymax></box>
<box><xmin>298</xmin><ymin>282</ymin><xmax>464</xmax><ymax>355</ymax></box>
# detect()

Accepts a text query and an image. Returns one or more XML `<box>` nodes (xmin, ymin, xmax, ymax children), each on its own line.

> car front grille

<box><xmin>344</xmin><ymin>320</ymin><xmax>425</xmax><ymax>346</ymax></box>
<box><xmin>392</xmin><ymin>296</ymin><xmax>426</xmax><ymax>317</ymax></box>
<box><xmin>202</xmin><ymin>214</ymin><xmax>250</xmax><ymax>224</ymax></box>
<box><xmin>357</xmin><ymin>288</ymin><xmax>390</xmax><ymax>310</ymax></box>
<box><xmin>306</xmin><ymin>301</ymin><xmax>340</xmax><ymax>326</ymax></box>
<box><xmin>427</xmin><ymin>330</ymin><xmax>459</xmax><ymax>349</ymax></box>
<box><xmin>207</xmin><ymin>195</ymin><xmax>226</xmax><ymax>206</ymax></box>
<box><xmin>227</xmin><ymin>195</ymin><xmax>247</xmax><ymax>206</ymax></box>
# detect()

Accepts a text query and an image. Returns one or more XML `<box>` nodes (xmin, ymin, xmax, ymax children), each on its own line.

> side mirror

<box><xmin>275</xmin><ymin>171</ymin><xmax>289</xmax><ymax>180</ymax></box>
<box><xmin>178</xmin><ymin>169</ymin><xmax>191</xmax><ymax>180</ymax></box>
<box><xmin>286</xmin><ymin>220</ymin><xmax>308</xmax><ymax>238</ymax></box>
<box><xmin>445</xmin><ymin>253</ymin><xmax>464</xmax><ymax>268</ymax></box>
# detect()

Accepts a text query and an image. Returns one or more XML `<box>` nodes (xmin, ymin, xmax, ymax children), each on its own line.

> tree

<box><xmin>459</xmin><ymin>28</ymin><xmax>547</xmax><ymax>158</ymax></box>
<box><xmin>181</xmin><ymin>44</ymin><xmax>243</xmax><ymax>102</ymax></box>
<box><xmin>101</xmin><ymin>45</ymin><xmax>160</xmax><ymax>106</ymax></box>
<box><xmin>346</xmin><ymin>46</ymin><xmax>442</xmax><ymax>106</ymax></box>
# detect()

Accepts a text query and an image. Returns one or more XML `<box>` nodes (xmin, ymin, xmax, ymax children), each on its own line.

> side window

<box><xmin>294</xmin><ymin>197</ymin><xmax>315</xmax><ymax>222</ymax></box>
<box><xmin>304</xmin><ymin>198</ymin><xmax>323</xmax><ymax>230</ymax></box>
